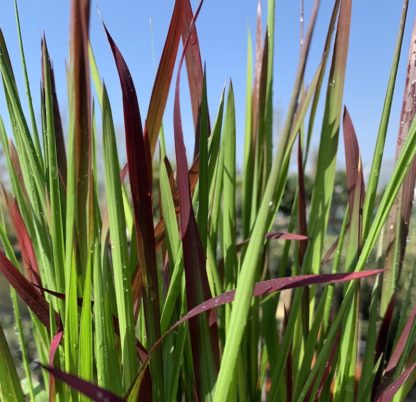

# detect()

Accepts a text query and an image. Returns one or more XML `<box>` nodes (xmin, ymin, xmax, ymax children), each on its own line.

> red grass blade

<box><xmin>36</xmin><ymin>285</ymin><xmax>149</xmax><ymax>363</ymax></box>
<box><xmin>175</xmin><ymin>270</ymin><xmax>383</xmax><ymax>327</ymax></box>
<box><xmin>343</xmin><ymin>106</ymin><xmax>365</xmax><ymax>213</ymax></box>
<box><xmin>41</xmin><ymin>37</ymin><xmax>67</xmax><ymax>186</ymax></box>
<box><xmin>48</xmin><ymin>330</ymin><xmax>63</xmax><ymax>400</ymax></box>
<box><xmin>145</xmin><ymin>0</ymin><xmax>184</xmax><ymax>155</ymax></box>
<box><xmin>376</xmin><ymin>362</ymin><xmax>416</xmax><ymax>402</ymax></box>
<box><xmin>104</xmin><ymin>21</ymin><xmax>161</xmax><ymax>332</ymax></box>
<box><xmin>236</xmin><ymin>232</ymin><xmax>308</xmax><ymax>251</ymax></box>
<box><xmin>181</xmin><ymin>0</ymin><xmax>208</xmax><ymax>158</ymax></box>
<box><xmin>385</xmin><ymin>304</ymin><xmax>416</xmax><ymax>375</ymax></box>
<box><xmin>39</xmin><ymin>364</ymin><xmax>125</xmax><ymax>402</ymax></box>
<box><xmin>69</xmin><ymin>0</ymin><xmax>92</xmax><ymax>267</ymax></box>
<box><xmin>129</xmin><ymin>269</ymin><xmax>383</xmax><ymax>398</ymax></box>
<box><xmin>266</xmin><ymin>232</ymin><xmax>308</xmax><ymax>241</ymax></box>
<box><xmin>376</xmin><ymin>295</ymin><xmax>396</xmax><ymax>365</ymax></box>
<box><xmin>3</xmin><ymin>190</ymin><xmax>40</xmax><ymax>286</ymax></box>
<box><xmin>0</xmin><ymin>250</ymin><xmax>52</xmax><ymax>328</ymax></box>
<box><xmin>173</xmin><ymin>1</ymin><xmax>220</xmax><ymax>397</ymax></box>
<box><xmin>372</xmin><ymin>294</ymin><xmax>397</xmax><ymax>396</ymax></box>
<box><xmin>314</xmin><ymin>331</ymin><xmax>341</xmax><ymax>401</ymax></box>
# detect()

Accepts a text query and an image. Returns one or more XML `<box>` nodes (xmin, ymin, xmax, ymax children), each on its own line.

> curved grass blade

<box><xmin>126</xmin><ymin>269</ymin><xmax>382</xmax><ymax>400</ymax></box>
<box><xmin>39</xmin><ymin>365</ymin><xmax>124</xmax><ymax>402</ymax></box>
<box><xmin>0</xmin><ymin>249</ymin><xmax>51</xmax><ymax>328</ymax></box>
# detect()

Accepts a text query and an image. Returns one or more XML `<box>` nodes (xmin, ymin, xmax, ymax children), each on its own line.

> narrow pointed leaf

<box><xmin>40</xmin><ymin>365</ymin><xmax>124</xmax><ymax>402</ymax></box>
<box><xmin>146</xmin><ymin>0</ymin><xmax>184</xmax><ymax>155</ymax></box>
<box><xmin>104</xmin><ymin>23</ymin><xmax>162</xmax><ymax>395</ymax></box>
<box><xmin>0</xmin><ymin>250</ymin><xmax>51</xmax><ymax>328</ymax></box>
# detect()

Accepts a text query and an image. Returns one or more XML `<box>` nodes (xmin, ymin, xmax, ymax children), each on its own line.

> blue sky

<box><xmin>0</xmin><ymin>1</ymin><xmax>415</xmax><ymax>173</ymax></box>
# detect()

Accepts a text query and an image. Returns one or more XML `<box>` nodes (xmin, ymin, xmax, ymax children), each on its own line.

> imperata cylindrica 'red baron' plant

<box><xmin>1</xmin><ymin>0</ymin><xmax>416</xmax><ymax>401</ymax></box>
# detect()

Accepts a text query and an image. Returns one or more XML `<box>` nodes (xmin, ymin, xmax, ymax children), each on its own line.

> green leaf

<box><xmin>0</xmin><ymin>320</ymin><xmax>24</xmax><ymax>402</ymax></box>
<box><xmin>102</xmin><ymin>83</ymin><xmax>138</xmax><ymax>389</ymax></box>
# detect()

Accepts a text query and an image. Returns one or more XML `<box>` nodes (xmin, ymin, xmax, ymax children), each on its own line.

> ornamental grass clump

<box><xmin>1</xmin><ymin>0</ymin><xmax>416</xmax><ymax>401</ymax></box>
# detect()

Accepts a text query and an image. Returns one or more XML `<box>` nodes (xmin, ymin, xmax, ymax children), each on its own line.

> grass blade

<box><xmin>0</xmin><ymin>320</ymin><xmax>24</xmax><ymax>402</ymax></box>
<box><xmin>101</xmin><ymin>83</ymin><xmax>138</xmax><ymax>389</ymax></box>
<box><xmin>40</xmin><ymin>365</ymin><xmax>124</xmax><ymax>402</ymax></box>
<box><xmin>146</xmin><ymin>0</ymin><xmax>184</xmax><ymax>155</ymax></box>
<box><xmin>104</xmin><ymin>25</ymin><xmax>163</xmax><ymax>394</ymax></box>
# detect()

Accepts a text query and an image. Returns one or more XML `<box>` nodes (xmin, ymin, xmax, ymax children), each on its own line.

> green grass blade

<box><xmin>362</xmin><ymin>0</ymin><xmax>409</xmax><ymax>237</ymax></box>
<box><xmin>13</xmin><ymin>0</ymin><xmax>42</xmax><ymax>163</ymax></box>
<box><xmin>213</xmin><ymin>37</ymin><xmax>324</xmax><ymax>402</ymax></box>
<box><xmin>242</xmin><ymin>30</ymin><xmax>254</xmax><ymax>237</ymax></box>
<box><xmin>78</xmin><ymin>249</ymin><xmax>93</xmax><ymax>402</ymax></box>
<box><xmin>296</xmin><ymin>106</ymin><xmax>416</xmax><ymax>402</ymax></box>
<box><xmin>95</xmin><ymin>232</ymin><xmax>122</xmax><ymax>395</ymax></box>
<box><xmin>102</xmin><ymin>83</ymin><xmax>138</xmax><ymax>389</ymax></box>
<box><xmin>222</xmin><ymin>82</ymin><xmax>237</xmax><ymax>289</ymax></box>
<box><xmin>0</xmin><ymin>320</ymin><xmax>24</xmax><ymax>402</ymax></box>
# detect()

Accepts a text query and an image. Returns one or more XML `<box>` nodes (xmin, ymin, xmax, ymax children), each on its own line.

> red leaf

<box><xmin>3</xmin><ymin>191</ymin><xmax>40</xmax><ymax>287</ymax></box>
<box><xmin>145</xmin><ymin>0</ymin><xmax>184</xmax><ymax>155</ymax></box>
<box><xmin>314</xmin><ymin>331</ymin><xmax>341</xmax><ymax>401</ymax></box>
<box><xmin>48</xmin><ymin>330</ymin><xmax>63</xmax><ymax>400</ymax></box>
<box><xmin>385</xmin><ymin>304</ymin><xmax>416</xmax><ymax>375</ymax></box>
<box><xmin>39</xmin><ymin>364</ymin><xmax>124</xmax><ymax>402</ymax></box>
<box><xmin>173</xmin><ymin>0</ymin><xmax>220</xmax><ymax>396</ymax></box>
<box><xmin>376</xmin><ymin>362</ymin><xmax>416</xmax><ymax>402</ymax></box>
<box><xmin>343</xmin><ymin>106</ymin><xmax>364</xmax><ymax>213</ymax></box>
<box><xmin>104</xmin><ymin>23</ymin><xmax>161</xmax><ymax>336</ymax></box>
<box><xmin>0</xmin><ymin>250</ymin><xmax>51</xmax><ymax>329</ymax></box>
<box><xmin>175</xmin><ymin>270</ymin><xmax>383</xmax><ymax>328</ymax></box>
<box><xmin>266</xmin><ymin>232</ymin><xmax>308</xmax><ymax>241</ymax></box>
<box><xmin>372</xmin><ymin>294</ymin><xmax>397</xmax><ymax>397</ymax></box>
<box><xmin>132</xmin><ymin>269</ymin><xmax>383</xmax><ymax>396</ymax></box>
<box><xmin>41</xmin><ymin>37</ymin><xmax>67</xmax><ymax>186</ymax></box>
<box><xmin>181</xmin><ymin>0</ymin><xmax>209</xmax><ymax>158</ymax></box>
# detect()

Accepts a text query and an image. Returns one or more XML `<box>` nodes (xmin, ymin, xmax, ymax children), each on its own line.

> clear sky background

<box><xmin>0</xmin><ymin>1</ymin><xmax>415</xmax><ymax>177</ymax></box>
